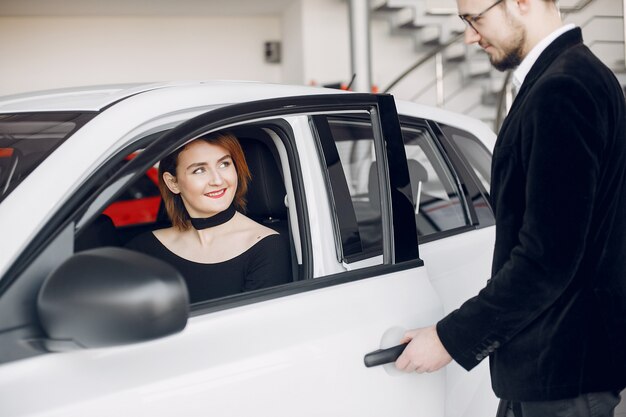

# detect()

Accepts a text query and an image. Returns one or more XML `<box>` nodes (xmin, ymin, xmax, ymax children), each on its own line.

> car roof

<box><xmin>0</xmin><ymin>80</ymin><xmax>496</xmax><ymax>149</ymax></box>
<box><xmin>0</xmin><ymin>81</ymin><xmax>347</xmax><ymax>113</ymax></box>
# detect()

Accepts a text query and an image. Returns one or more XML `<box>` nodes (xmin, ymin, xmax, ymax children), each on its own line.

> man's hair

<box><xmin>158</xmin><ymin>131</ymin><xmax>252</xmax><ymax>230</ymax></box>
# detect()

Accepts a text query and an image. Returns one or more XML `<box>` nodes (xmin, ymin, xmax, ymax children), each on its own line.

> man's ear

<box><xmin>163</xmin><ymin>172</ymin><xmax>180</xmax><ymax>194</ymax></box>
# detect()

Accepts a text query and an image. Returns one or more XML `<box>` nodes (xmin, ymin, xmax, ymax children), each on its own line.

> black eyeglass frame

<box><xmin>458</xmin><ymin>0</ymin><xmax>505</xmax><ymax>32</ymax></box>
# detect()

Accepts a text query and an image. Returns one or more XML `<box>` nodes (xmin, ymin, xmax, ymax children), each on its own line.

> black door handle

<box><xmin>364</xmin><ymin>343</ymin><xmax>408</xmax><ymax>367</ymax></box>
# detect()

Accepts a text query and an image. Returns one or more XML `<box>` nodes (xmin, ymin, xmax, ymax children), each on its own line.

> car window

<box><xmin>0</xmin><ymin>113</ymin><xmax>95</xmax><ymax>203</ymax></box>
<box><xmin>439</xmin><ymin>124</ymin><xmax>492</xmax><ymax>193</ymax></box>
<box><xmin>74</xmin><ymin>123</ymin><xmax>299</xmax><ymax>305</ymax></box>
<box><xmin>313</xmin><ymin>113</ymin><xmax>385</xmax><ymax>263</ymax></box>
<box><xmin>102</xmin><ymin>154</ymin><xmax>161</xmax><ymax>228</ymax></box>
<box><xmin>401</xmin><ymin>125</ymin><xmax>470</xmax><ymax>238</ymax></box>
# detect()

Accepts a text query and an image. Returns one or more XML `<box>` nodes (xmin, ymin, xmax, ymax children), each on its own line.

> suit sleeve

<box><xmin>243</xmin><ymin>234</ymin><xmax>291</xmax><ymax>291</ymax></box>
<box><xmin>437</xmin><ymin>75</ymin><xmax>602</xmax><ymax>370</ymax></box>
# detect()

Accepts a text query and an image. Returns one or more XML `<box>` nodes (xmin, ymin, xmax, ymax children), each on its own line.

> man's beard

<box><xmin>490</xmin><ymin>20</ymin><xmax>526</xmax><ymax>71</ymax></box>
<box><xmin>491</xmin><ymin>42</ymin><xmax>524</xmax><ymax>71</ymax></box>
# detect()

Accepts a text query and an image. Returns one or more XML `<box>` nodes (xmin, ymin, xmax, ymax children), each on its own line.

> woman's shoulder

<box><xmin>245</xmin><ymin>233</ymin><xmax>287</xmax><ymax>258</ymax></box>
<box><xmin>233</xmin><ymin>213</ymin><xmax>278</xmax><ymax>241</ymax></box>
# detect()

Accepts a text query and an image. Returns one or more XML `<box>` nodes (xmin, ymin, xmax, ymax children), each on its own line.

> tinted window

<box><xmin>401</xmin><ymin>125</ymin><xmax>470</xmax><ymax>237</ymax></box>
<box><xmin>313</xmin><ymin>113</ymin><xmax>385</xmax><ymax>263</ymax></box>
<box><xmin>328</xmin><ymin>116</ymin><xmax>382</xmax><ymax>257</ymax></box>
<box><xmin>102</xmin><ymin>162</ymin><xmax>161</xmax><ymax>227</ymax></box>
<box><xmin>0</xmin><ymin>112</ymin><xmax>95</xmax><ymax>203</ymax></box>
<box><xmin>439</xmin><ymin>124</ymin><xmax>492</xmax><ymax>193</ymax></box>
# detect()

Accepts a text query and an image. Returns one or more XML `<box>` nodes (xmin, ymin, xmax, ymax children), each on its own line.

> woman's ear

<box><xmin>163</xmin><ymin>172</ymin><xmax>181</xmax><ymax>194</ymax></box>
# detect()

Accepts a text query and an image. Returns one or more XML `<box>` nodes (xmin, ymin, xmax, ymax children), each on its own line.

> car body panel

<box><xmin>420</xmin><ymin>227</ymin><xmax>496</xmax><ymax>417</ymax></box>
<box><xmin>0</xmin><ymin>269</ymin><xmax>445</xmax><ymax>417</ymax></box>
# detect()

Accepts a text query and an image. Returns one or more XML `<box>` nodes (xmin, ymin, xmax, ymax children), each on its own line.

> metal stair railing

<box><xmin>560</xmin><ymin>0</ymin><xmax>594</xmax><ymax>14</ymax></box>
<box><xmin>382</xmin><ymin>32</ymin><xmax>463</xmax><ymax>95</ymax></box>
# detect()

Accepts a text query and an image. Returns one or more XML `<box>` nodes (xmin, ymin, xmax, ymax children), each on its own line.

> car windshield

<box><xmin>0</xmin><ymin>112</ymin><xmax>95</xmax><ymax>204</ymax></box>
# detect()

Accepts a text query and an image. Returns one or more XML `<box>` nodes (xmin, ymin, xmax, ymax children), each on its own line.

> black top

<box><xmin>125</xmin><ymin>232</ymin><xmax>291</xmax><ymax>303</ymax></box>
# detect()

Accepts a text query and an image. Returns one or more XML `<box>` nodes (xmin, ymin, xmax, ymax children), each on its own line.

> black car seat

<box><xmin>368</xmin><ymin>158</ymin><xmax>428</xmax><ymax>212</ymax></box>
<box><xmin>239</xmin><ymin>137</ymin><xmax>297</xmax><ymax>281</ymax></box>
<box><xmin>75</xmin><ymin>213</ymin><xmax>120</xmax><ymax>251</ymax></box>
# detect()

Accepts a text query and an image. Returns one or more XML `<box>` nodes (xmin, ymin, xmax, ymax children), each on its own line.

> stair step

<box><xmin>445</xmin><ymin>54</ymin><xmax>466</xmax><ymax>63</ymax></box>
<box><xmin>372</xmin><ymin>0</ymin><xmax>624</xmax><ymax>130</ymax></box>
<box><xmin>444</xmin><ymin>42</ymin><xmax>466</xmax><ymax>62</ymax></box>
<box><xmin>612</xmin><ymin>59</ymin><xmax>626</xmax><ymax>73</ymax></box>
<box><xmin>370</xmin><ymin>0</ymin><xmax>405</xmax><ymax>13</ymax></box>
<box><xmin>466</xmin><ymin>58</ymin><xmax>492</xmax><ymax>78</ymax></box>
<box><xmin>425</xmin><ymin>8</ymin><xmax>457</xmax><ymax>16</ymax></box>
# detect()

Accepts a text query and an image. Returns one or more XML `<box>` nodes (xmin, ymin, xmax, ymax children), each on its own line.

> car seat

<box><xmin>239</xmin><ymin>137</ymin><xmax>297</xmax><ymax>281</ymax></box>
<box><xmin>75</xmin><ymin>213</ymin><xmax>120</xmax><ymax>251</ymax></box>
<box><xmin>239</xmin><ymin>138</ymin><xmax>288</xmax><ymax>231</ymax></box>
<box><xmin>368</xmin><ymin>158</ymin><xmax>428</xmax><ymax>212</ymax></box>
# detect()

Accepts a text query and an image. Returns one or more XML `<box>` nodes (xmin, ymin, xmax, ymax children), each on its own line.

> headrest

<box><xmin>368</xmin><ymin>159</ymin><xmax>428</xmax><ymax>210</ymax></box>
<box><xmin>239</xmin><ymin>138</ymin><xmax>287</xmax><ymax>220</ymax></box>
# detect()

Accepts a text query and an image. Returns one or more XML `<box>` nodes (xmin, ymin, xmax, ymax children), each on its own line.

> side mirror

<box><xmin>37</xmin><ymin>247</ymin><xmax>189</xmax><ymax>351</ymax></box>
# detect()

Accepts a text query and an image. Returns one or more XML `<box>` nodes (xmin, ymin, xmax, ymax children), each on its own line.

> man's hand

<box><xmin>395</xmin><ymin>325</ymin><xmax>452</xmax><ymax>373</ymax></box>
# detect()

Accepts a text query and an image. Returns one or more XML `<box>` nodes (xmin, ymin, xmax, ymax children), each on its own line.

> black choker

<box><xmin>189</xmin><ymin>204</ymin><xmax>237</xmax><ymax>230</ymax></box>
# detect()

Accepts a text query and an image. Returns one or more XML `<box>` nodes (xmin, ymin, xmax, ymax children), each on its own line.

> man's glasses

<box><xmin>459</xmin><ymin>0</ymin><xmax>505</xmax><ymax>33</ymax></box>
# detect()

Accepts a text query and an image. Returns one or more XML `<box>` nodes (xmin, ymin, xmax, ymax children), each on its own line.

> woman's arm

<box><xmin>243</xmin><ymin>234</ymin><xmax>291</xmax><ymax>291</ymax></box>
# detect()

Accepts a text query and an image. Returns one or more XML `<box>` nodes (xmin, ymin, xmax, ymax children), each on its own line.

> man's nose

<box><xmin>464</xmin><ymin>26</ymin><xmax>481</xmax><ymax>44</ymax></box>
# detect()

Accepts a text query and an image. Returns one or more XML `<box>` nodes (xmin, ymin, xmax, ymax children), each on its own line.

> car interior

<box><xmin>74</xmin><ymin>124</ymin><xmax>301</xmax><ymax>303</ymax></box>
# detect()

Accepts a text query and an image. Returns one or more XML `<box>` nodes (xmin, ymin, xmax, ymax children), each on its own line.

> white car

<box><xmin>0</xmin><ymin>81</ymin><xmax>499</xmax><ymax>417</ymax></box>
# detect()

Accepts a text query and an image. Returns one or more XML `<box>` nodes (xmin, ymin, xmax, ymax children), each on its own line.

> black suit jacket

<box><xmin>437</xmin><ymin>28</ymin><xmax>626</xmax><ymax>401</ymax></box>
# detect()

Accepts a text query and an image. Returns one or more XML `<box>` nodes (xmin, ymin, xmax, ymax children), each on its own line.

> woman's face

<box><xmin>164</xmin><ymin>140</ymin><xmax>238</xmax><ymax>218</ymax></box>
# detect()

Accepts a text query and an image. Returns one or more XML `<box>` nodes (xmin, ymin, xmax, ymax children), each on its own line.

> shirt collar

<box><xmin>512</xmin><ymin>23</ymin><xmax>576</xmax><ymax>91</ymax></box>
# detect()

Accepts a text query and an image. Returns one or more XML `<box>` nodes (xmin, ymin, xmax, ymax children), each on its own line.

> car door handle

<box><xmin>364</xmin><ymin>343</ymin><xmax>408</xmax><ymax>367</ymax></box>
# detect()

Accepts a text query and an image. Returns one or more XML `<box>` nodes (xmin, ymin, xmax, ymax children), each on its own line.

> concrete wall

<box><xmin>281</xmin><ymin>0</ymin><xmax>351</xmax><ymax>87</ymax></box>
<box><xmin>0</xmin><ymin>0</ymin><xmax>623</xmax><ymax>113</ymax></box>
<box><xmin>0</xmin><ymin>16</ymin><xmax>283</xmax><ymax>95</ymax></box>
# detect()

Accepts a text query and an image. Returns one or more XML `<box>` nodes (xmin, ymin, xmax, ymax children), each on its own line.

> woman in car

<box><xmin>126</xmin><ymin>131</ymin><xmax>290</xmax><ymax>303</ymax></box>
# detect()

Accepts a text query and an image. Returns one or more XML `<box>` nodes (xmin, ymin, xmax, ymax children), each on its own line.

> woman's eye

<box><xmin>219</xmin><ymin>161</ymin><xmax>231</xmax><ymax>169</ymax></box>
<box><xmin>192</xmin><ymin>167</ymin><xmax>205</xmax><ymax>174</ymax></box>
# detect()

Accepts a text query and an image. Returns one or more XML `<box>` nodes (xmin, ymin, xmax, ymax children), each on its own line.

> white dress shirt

<box><xmin>512</xmin><ymin>23</ymin><xmax>577</xmax><ymax>91</ymax></box>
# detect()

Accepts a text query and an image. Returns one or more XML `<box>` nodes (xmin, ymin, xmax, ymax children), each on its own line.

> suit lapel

<box><xmin>496</xmin><ymin>28</ymin><xmax>584</xmax><ymax>143</ymax></box>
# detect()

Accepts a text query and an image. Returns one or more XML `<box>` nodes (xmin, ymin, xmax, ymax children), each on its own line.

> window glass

<box><xmin>439</xmin><ymin>124</ymin><xmax>492</xmax><ymax>193</ymax></box>
<box><xmin>324</xmin><ymin>115</ymin><xmax>383</xmax><ymax>260</ymax></box>
<box><xmin>75</xmin><ymin>124</ymin><xmax>296</xmax><ymax>305</ymax></box>
<box><xmin>0</xmin><ymin>112</ymin><xmax>95</xmax><ymax>203</ymax></box>
<box><xmin>401</xmin><ymin>126</ymin><xmax>469</xmax><ymax>237</ymax></box>
<box><xmin>102</xmin><ymin>161</ymin><xmax>161</xmax><ymax>228</ymax></box>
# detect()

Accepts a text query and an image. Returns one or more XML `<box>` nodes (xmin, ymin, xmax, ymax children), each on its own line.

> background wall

<box><xmin>0</xmin><ymin>16</ymin><xmax>283</xmax><ymax>95</ymax></box>
<box><xmin>281</xmin><ymin>0</ymin><xmax>351</xmax><ymax>87</ymax></box>
<box><xmin>0</xmin><ymin>0</ymin><xmax>355</xmax><ymax>97</ymax></box>
<box><xmin>0</xmin><ymin>0</ymin><xmax>623</xmax><ymax>130</ymax></box>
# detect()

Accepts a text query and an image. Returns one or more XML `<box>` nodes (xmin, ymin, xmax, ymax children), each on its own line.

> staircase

<box><xmin>369</xmin><ymin>0</ymin><xmax>626</xmax><ymax>132</ymax></box>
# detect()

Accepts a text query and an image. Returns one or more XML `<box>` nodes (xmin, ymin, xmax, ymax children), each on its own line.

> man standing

<box><xmin>395</xmin><ymin>0</ymin><xmax>626</xmax><ymax>416</ymax></box>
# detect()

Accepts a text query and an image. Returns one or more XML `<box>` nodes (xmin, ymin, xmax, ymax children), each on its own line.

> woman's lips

<box><xmin>205</xmin><ymin>188</ymin><xmax>226</xmax><ymax>199</ymax></box>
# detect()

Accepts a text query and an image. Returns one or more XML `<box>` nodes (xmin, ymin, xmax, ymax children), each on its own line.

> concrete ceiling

<box><xmin>0</xmin><ymin>0</ymin><xmax>594</xmax><ymax>17</ymax></box>
<box><xmin>0</xmin><ymin>0</ymin><xmax>298</xmax><ymax>17</ymax></box>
